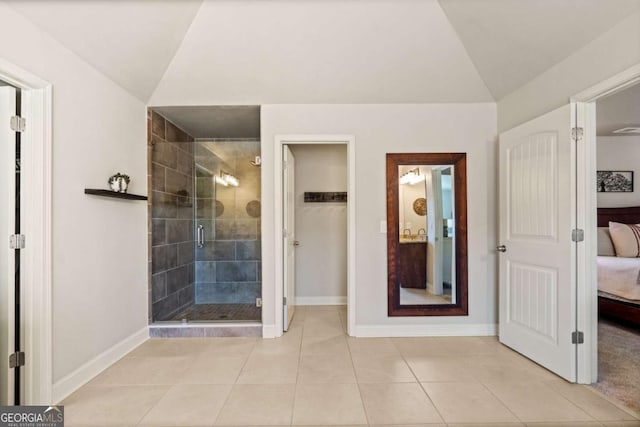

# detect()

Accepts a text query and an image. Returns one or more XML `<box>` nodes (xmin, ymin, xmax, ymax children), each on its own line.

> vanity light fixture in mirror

<box><xmin>386</xmin><ymin>153</ymin><xmax>468</xmax><ymax>317</ymax></box>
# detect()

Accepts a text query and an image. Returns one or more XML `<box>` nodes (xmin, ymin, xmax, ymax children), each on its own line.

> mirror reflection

<box><xmin>398</xmin><ymin>165</ymin><xmax>455</xmax><ymax>305</ymax></box>
<box><xmin>387</xmin><ymin>152</ymin><xmax>467</xmax><ymax>317</ymax></box>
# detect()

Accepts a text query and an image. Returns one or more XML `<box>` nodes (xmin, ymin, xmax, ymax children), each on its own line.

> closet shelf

<box><xmin>84</xmin><ymin>189</ymin><xmax>148</xmax><ymax>201</ymax></box>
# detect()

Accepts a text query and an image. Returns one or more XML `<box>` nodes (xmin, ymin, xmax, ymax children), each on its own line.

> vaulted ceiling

<box><xmin>438</xmin><ymin>0</ymin><xmax>640</xmax><ymax>100</ymax></box>
<box><xmin>4</xmin><ymin>0</ymin><xmax>203</xmax><ymax>101</ymax></box>
<box><xmin>4</xmin><ymin>0</ymin><xmax>639</xmax><ymax>104</ymax></box>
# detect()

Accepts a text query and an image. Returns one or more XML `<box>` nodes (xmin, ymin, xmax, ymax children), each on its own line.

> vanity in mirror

<box><xmin>386</xmin><ymin>153</ymin><xmax>468</xmax><ymax>316</ymax></box>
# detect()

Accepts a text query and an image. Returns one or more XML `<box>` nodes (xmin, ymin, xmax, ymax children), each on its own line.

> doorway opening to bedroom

<box><xmin>592</xmin><ymin>81</ymin><xmax>640</xmax><ymax>412</ymax></box>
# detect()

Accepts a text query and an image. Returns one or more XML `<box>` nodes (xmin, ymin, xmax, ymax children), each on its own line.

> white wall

<box><xmin>0</xmin><ymin>3</ymin><xmax>148</xmax><ymax>395</ymax></box>
<box><xmin>289</xmin><ymin>145</ymin><xmax>347</xmax><ymax>304</ymax></box>
<box><xmin>261</xmin><ymin>104</ymin><xmax>497</xmax><ymax>334</ymax></box>
<box><xmin>597</xmin><ymin>136</ymin><xmax>640</xmax><ymax>207</ymax></box>
<box><xmin>497</xmin><ymin>11</ymin><xmax>640</xmax><ymax>132</ymax></box>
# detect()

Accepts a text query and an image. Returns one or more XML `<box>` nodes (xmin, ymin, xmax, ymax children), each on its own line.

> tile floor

<box><xmin>62</xmin><ymin>305</ymin><xmax>640</xmax><ymax>426</ymax></box>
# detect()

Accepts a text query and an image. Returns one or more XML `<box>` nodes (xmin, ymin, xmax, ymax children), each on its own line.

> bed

<box><xmin>597</xmin><ymin>206</ymin><xmax>640</xmax><ymax>328</ymax></box>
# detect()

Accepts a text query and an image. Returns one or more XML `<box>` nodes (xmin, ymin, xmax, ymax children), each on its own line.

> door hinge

<box><xmin>10</xmin><ymin>116</ymin><xmax>26</xmax><ymax>133</ymax></box>
<box><xmin>283</xmin><ymin>297</ymin><xmax>287</xmax><ymax>306</ymax></box>
<box><xmin>256</xmin><ymin>298</ymin><xmax>262</xmax><ymax>308</ymax></box>
<box><xmin>571</xmin><ymin>127</ymin><xmax>584</xmax><ymax>142</ymax></box>
<box><xmin>9</xmin><ymin>234</ymin><xmax>25</xmax><ymax>249</ymax></box>
<box><xmin>282</xmin><ymin>229</ymin><xmax>287</xmax><ymax>238</ymax></box>
<box><xmin>9</xmin><ymin>351</ymin><xmax>25</xmax><ymax>368</ymax></box>
<box><xmin>571</xmin><ymin>331</ymin><xmax>584</xmax><ymax>344</ymax></box>
<box><xmin>571</xmin><ymin>229</ymin><xmax>584</xmax><ymax>242</ymax></box>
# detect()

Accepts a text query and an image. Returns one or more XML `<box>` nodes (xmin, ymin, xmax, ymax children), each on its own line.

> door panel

<box><xmin>0</xmin><ymin>86</ymin><xmax>17</xmax><ymax>404</ymax></box>
<box><xmin>283</xmin><ymin>145</ymin><xmax>296</xmax><ymax>331</ymax></box>
<box><xmin>499</xmin><ymin>103</ymin><xmax>576</xmax><ymax>381</ymax></box>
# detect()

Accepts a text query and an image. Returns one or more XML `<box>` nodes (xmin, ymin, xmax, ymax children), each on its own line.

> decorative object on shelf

<box><xmin>413</xmin><ymin>197</ymin><xmax>427</xmax><ymax>216</ymax></box>
<box><xmin>597</xmin><ymin>171</ymin><xmax>633</xmax><ymax>192</ymax></box>
<box><xmin>108</xmin><ymin>172</ymin><xmax>130</xmax><ymax>193</ymax></box>
<box><xmin>84</xmin><ymin>189</ymin><xmax>147</xmax><ymax>201</ymax></box>
<box><xmin>304</xmin><ymin>192</ymin><xmax>347</xmax><ymax>203</ymax></box>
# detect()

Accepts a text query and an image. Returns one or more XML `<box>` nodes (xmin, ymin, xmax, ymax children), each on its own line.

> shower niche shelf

<box><xmin>84</xmin><ymin>189</ymin><xmax>148</xmax><ymax>201</ymax></box>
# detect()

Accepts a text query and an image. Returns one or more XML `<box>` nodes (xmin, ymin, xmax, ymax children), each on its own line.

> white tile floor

<box><xmin>62</xmin><ymin>305</ymin><xmax>640</xmax><ymax>426</ymax></box>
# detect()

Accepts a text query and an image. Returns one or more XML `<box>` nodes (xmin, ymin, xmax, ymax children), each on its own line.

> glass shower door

<box><xmin>193</xmin><ymin>139</ymin><xmax>261</xmax><ymax>322</ymax></box>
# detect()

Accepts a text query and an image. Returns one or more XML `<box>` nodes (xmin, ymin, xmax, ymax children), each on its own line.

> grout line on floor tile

<box><xmin>133</xmin><ymin>384</ymin><xmax>172</xmax><ymax>427</ymax></box>
<box><xmin>478</xmin><ymin>380</ymin><xmax>523</xmax><ymax>424</ymax></box>
<box><xmin>209</xmin><ymin>338</ymin><xmax>259</xmax><ymax>426</ymax></box>
<box><xmin>483</xmin><ymin>379</ymin><xmax>598</xmax><ymax>424</ymax></box>
<box><xmin>234</xmin><ymin>342</ymin><xmax>254</xmax><ymax>383</ymax></box>
<box><xmin>211</xmin><ymin>382</ymin><xmax>236</xmax><ymax>426</ymax></box>
<box><xmin>346</xmin><ymin>330</ymin><xmax>370</xmax><ymax>426</ymax></box>
<box><xmin>391</xmin><ymin>337</ymin><xmax>447</xmax><ymax>424</ymax></box>
<box><xmin>290</xmin><ymin>309</ymin><xmax>304</xmax><ymax>426</ymax></box>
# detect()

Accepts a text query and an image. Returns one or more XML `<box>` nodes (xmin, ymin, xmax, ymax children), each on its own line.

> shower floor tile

<box><xmin>169</xmin><ymin>303</ymin><xmax>261</xmax><ymax>322</ymax></box>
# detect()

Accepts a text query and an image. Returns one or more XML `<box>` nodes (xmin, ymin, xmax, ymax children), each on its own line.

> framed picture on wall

<box><xmin>597</xmin><ymin>171</ymin><xmax>634</xmax><ymax>193</ymax></box>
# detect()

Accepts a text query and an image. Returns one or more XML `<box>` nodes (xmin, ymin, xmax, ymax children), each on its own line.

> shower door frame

<box><xmin>272</xmin><ymin>135</ymin><xmax>356</xmax><ymax>337</ymax></box>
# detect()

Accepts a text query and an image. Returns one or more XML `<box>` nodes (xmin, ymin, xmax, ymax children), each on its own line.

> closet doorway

<box><xmin>283</xmin><ymin>144</ymin><xmax>348</xmax><ymax>332</ymax></box>
<box><xmin>274</xmin><ymin>136</ymin><xmax>356</xmax><ymax>337</ymax></box>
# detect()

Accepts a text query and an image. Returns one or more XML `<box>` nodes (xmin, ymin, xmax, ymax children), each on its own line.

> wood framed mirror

<box><xmin>387</xmin><ymin>153</ymin><xmax>468</xmax><ymax>316</ymax></box>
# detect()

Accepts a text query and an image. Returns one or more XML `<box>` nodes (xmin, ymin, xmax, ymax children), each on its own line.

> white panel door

<box><xmin>0</xmin><ymin>86</ymin><xmax>17</xmax><ymax>404</ymax></box>
<box><xmin>499</xmin><ymin>104</ymin><xmax>576</xmax><ymax>382</ymax></box>
<box><xmin>283</xmin><ymin>145</ymin><xmax>296</xmax><ymax>331</ymax></box>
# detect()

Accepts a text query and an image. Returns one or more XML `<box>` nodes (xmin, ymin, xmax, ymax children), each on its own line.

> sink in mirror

<box><xmin>387</xmin><ymin>153</ymin><xmax>468</xmax><ymax>316</ymax></box>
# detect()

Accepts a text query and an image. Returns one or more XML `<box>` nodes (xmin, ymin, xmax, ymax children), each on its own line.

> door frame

<box><xmin>571</xmin><ymin>62</ymin><xmax>640</xmax><ymax>383</ymax></box>
<box><xmin>0</xmin><ymin>58</ymin><xmax>53</xmax><ymax>403</ymax></box>
<box><xmin>273</xmin><ymin>135</ymin><xmax>356</xmax><ymax>336</ymax></box>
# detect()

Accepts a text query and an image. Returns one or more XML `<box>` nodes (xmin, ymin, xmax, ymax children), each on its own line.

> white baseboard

<box><xmin>262</xmin><ymin>324</ymin><xmax>278</xmax><ymax>338</ymax></box>
<box><xmin>352</xmin><ymin>323</ymin><xmax>497</xmax><ymax>337</ymax></box>
<box><xmin>295</xmin><ymin>296</ymin><xmax>347</xmax><ymax>306</ymax></box>
<box><xmin>52</xmin><ymin>326</ymin><xmax>148</xmax><ymax>403</ymax></box>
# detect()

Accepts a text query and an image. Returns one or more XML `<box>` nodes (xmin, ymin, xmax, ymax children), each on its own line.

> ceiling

<box><xmin>153</xmin><ymin>106</ymin><xmax>260</xmax><ymax>139</ymax></box>
<box><xmin>596</xmin><ymin>82</ymin><xmax>640</xmax><ymax>136</ymax></box>
<box><xmin>149</xmin><ymin>0</ymin><xmax>493</xmax><ymax>105</ymax></box>
<box><xmin>5</xmin><ymin>0</ymin><xmax>639</xmax><ymax>104</ymax></box>
<box><xmin>4</xmin><ymin>0</ymin><xmax>203</xmax><ymax>101</ymax></box>
<box><xmin>438</xmin><ymin>0</ymin><xmax>640</xmax><ymax>100</ymax></box>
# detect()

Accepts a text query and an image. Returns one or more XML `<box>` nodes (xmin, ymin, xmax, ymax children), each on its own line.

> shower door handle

<box><xmin>197</xmin><ymin>225</ymin><xmax>205</xmax><ymax>248</ymax></box>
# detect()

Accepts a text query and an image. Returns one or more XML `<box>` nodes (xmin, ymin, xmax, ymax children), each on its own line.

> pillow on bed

<box><xmin>597</xmin><ymin>227</ymin><xmax>616</xmax><ymax>256</ymax></box>
<box><xmin>609</xmin><ymin>221</ymin><xmax>640</xmax><ymax>257</ymax></box>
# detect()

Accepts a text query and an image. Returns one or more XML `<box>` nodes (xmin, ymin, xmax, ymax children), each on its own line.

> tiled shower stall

<box><xmin>147</xmin><ymin>110</ymin><xmax>261</xmax><ymax>323</ymax></box>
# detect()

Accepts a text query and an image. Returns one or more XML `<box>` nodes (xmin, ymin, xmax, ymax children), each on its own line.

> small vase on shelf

<box><xmin>108</xmin><ymin>173</ymin><xmax>130</xmax><ymax>193</ymax></box>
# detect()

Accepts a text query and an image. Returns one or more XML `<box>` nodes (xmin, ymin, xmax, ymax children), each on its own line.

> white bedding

<box><xmin>598</xmin><ymin>256</ymin><xmax>640</xmax><ymax>301</ymax></box>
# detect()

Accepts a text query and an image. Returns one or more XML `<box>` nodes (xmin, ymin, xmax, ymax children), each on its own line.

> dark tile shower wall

<box><xmin>195</xmin><ymin>140</ymin><xmax>262</xmax><ymax>305</ymax></box>
<box><xmin>148</xmin><ymin>111</ymin><xmax>196</xmax><ymax>321</ymax></box>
